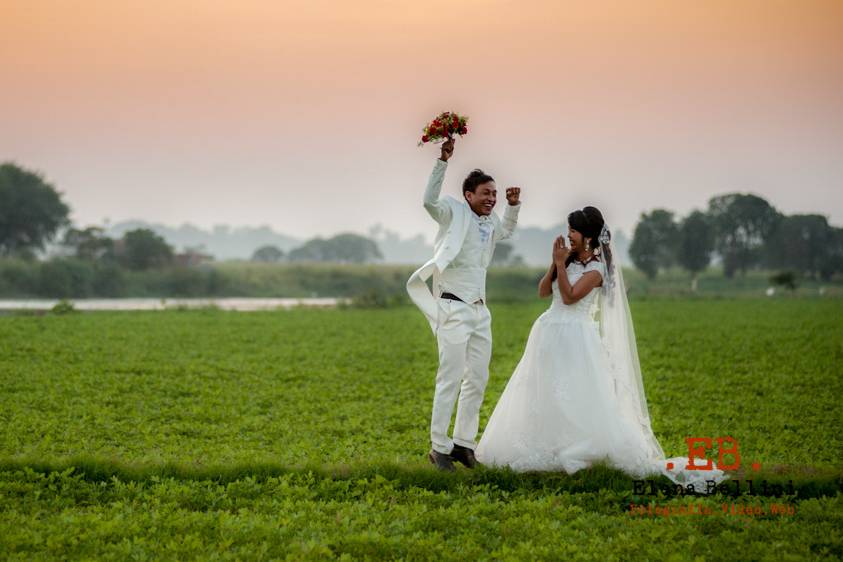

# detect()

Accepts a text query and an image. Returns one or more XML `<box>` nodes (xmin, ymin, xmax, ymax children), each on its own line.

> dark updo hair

<box><xmin>552</xmin><ymin>205</ymin><xmax>613</xmax><ymax>281</ymax></box>
<box><xmin>463</xmin><ymin>169</ymin><xmax>494</xmax><ymax>195</ymax></box>
<box><xmin>568</xmin><ymin>206</ymin><xmax>605</xmax><ymax>252</ymax></box>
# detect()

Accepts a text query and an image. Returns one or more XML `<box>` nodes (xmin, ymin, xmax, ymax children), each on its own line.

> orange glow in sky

<box><xmin>2</xmin><ymin>0</ymin><xmax>842</xmax><ymax>238</ymax></box>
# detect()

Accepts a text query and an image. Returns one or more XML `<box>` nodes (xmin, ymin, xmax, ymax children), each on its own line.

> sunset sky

<box><xmin>2</xmin><ymin>0</ymin><xmax>842</xmax><ymax>241</ymax></box>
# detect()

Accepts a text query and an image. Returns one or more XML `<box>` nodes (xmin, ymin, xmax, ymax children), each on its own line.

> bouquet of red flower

<box><xmin>418</xmin><ymin>111</ymin><xmax>468</xmax><ymax>146</ymax></box>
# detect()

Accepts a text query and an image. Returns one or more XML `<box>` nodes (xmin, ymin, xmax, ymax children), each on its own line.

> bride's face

<box><xmin>568</xmin><ymin>227</ymin><xmax>584</xmax><ymax>251</ymax></box>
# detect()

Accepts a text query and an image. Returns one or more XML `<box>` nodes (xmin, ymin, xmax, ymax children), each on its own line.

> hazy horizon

<box><xmin>3</xmin><ymin>0</ymin><xmax>842</xmax><ymax>239</ymax></box>
<box><xmin>88</xmin><ymin>216</ymin><xmax>636</xmax><ymax>266</ymax></box>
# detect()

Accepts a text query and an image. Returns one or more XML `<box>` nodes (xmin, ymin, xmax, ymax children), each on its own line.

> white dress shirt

<box><xmin>439</xmin><ymin>212</ymin><xmax>497</xmax><ymax>304</ymax></box>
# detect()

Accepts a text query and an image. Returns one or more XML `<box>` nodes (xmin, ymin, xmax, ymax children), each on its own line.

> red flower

<box><xmin>418</xmin><ymin>111</ymin><xmax>469</xmax><ymax>145</ymax></box>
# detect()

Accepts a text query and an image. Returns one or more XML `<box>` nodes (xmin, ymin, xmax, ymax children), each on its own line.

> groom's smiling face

<box><xmin>464</xmin><ymin>181</ymin><xmax>497</xmax><ymax>216</ymax></box>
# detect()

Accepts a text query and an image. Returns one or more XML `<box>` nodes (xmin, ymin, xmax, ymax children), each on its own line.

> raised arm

<box><xmin>423</xmin><ymin>138</ymin><xmax>455</xmax><ymax>224</ymax></box>
<box><xmin>494</xmin><ymin>187</ymin><xmax>521</xmax><ymax>241</ymax></box>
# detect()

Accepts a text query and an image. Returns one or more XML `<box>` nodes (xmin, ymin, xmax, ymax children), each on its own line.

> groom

<box><xmin>407</xmin><ymin>136</ymin><xmax>521</xmax><ymax>471</ymax></box>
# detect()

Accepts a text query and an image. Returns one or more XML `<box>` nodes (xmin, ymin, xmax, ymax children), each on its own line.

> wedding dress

<box><xmin>475</xmin><ymin>239</ymin><xmax>728</xmax><ymax>493</ymax></box>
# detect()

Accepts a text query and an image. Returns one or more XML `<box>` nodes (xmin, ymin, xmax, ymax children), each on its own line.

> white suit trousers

<box><xmin>431</xmin><ymin>297</ymin><xmax>492</xmax><ymax>454</ymax></box>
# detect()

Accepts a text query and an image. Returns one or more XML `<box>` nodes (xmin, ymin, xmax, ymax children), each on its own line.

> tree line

<box><xmin>1</xmin><ymin>161</ymin><xmax>386</xmax><ymax>269</ymax></box>
<box><xmin>251</xmin><ymin>233</ymin><xmax>382</xmax><ymax>264</ymax></box>
<box><xmin>4</xmin><ymin>160</ymin><xmax>841</xmax><ymax>297</ymax></box>
<box><xmin>629</xmin><ymin>193</ymin><xmax>843</xmax><ymax>288</ymax></box>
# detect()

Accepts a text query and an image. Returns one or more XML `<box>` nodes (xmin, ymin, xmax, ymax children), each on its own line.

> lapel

<box><xmin>406</xmin><ymin>197</ymin><xmax>504</xmax><ymax>334</ymax></box>
<box><xmin>436</xmin><ymin>196</ymin><xmax>472</xmax><ymax>267</ymax></box>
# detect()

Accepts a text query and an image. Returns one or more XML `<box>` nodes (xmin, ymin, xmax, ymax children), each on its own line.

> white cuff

<box><xmin>504</xmin><ymin>202</ymin><xmax>521</xmax><ymax>217</ymax></box>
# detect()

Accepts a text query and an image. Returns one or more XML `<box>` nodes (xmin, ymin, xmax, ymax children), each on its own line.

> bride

<box><xmin>475</xmin><ymin>206</ymin><xmax>727</xmax><ymax>491</ymax></box>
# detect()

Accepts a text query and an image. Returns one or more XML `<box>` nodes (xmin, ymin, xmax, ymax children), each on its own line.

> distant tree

<box><xmin>368</xmin><ymin>224</ymin><xmax>434</xmax><ymax>264</ymax></box>
<box><xmin>677</xmin><ymin>210</ymin><xmax>715</xmax><ymax>291</ymax></box>
<box><xmin>62</xmin><ymin>226</ymin><xmax>115</xmax><ymax>262</ymax></box>
<box><xmin>251</xmin><ymin>245</ymin><xmax>284</xmax><ymax>263</ymax></box>
<box><xmin>329</xmin><ymin>233</ymin><xmax>382</xmax><ymax>263</ymax></box>
<box><xmin>492</xmin><ymin>242</ymin><xmax>513</xmax><ymax>265</ymax></box>
<box><xmin>35</xmin><ymin>258</ymin><xmax>95</xmax><ymax>298</ymax></box>
<box><xmin>629</xmin><ymin>209</ymin><xmax>678</xmax><ymax>279</ymax></box>
<box><xmin>288</xmin><ymin>233</ymin><xmax>382</xmax><ymax>264</ymax></box>
<box><xmin>707</xmin><ymin>193</ymin><xmax>780</xmax><ymax>277</ymax></box>
<box><xmin>823</xmin><ymin>227</ymin><xmax>843</xmax><ymax>280</ymax></box>
<box><xmin>491</xmin><ymin>241</ymin><xmax>525</xmax><ymax>266</ymax></box>
<box><xmin>763</xmin><ymin>214</ymin><xmax>835</xmax><ymax>279</ymax></box>
<box><xmin>118</xmin><ymin>228</ymin><xmax>174</xmax><ymax>270</ymax></box>
<box><xmin>286</xmin><ymin>239</ymin><xmax>323</xmax><ymax>262</ymax></box>
<box><xmin>0</xmin><ymin>162</ymin><xmax>71</xmax><ymax>258</ymax></box>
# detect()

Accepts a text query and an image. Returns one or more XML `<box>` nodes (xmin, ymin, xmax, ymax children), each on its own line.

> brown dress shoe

<box><xmin>450</xmin><ymin>444</ymin><xmax>477</xmax><ymax>468</ymax></box>
<box><xmin>428</xmin><ymin>449</ymin><xmax>456</xmax><ymax>472</ymax></box>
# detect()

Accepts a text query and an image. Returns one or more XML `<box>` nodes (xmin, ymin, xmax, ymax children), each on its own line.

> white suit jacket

<box><xmin>406</xmin><ymin>159</ymin><xmax>520</xmax><ymax>333</ymax></box>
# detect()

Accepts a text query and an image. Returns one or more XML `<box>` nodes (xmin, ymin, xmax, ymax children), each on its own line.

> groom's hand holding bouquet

<box><xmin>439</xmin><ymin>137</ymin><xmax>455</xmax><ymax>162</ymax></box>
<box><xmin>506</xmin><ymin>187</ymin><xmax>521</xmax><ymax>206</ymax></box>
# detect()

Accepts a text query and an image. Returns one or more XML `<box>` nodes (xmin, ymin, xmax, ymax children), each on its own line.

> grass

<box><xmin>1</xmin><ymin>300</ymin><xmax>841</xmax><ymax>559</ymax></box>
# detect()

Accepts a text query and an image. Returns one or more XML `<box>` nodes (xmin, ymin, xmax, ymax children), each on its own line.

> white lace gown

<box><xmin>475</xmin><ymin>260</ymin><xmax>727</xmax><ymax>491</ymax></box>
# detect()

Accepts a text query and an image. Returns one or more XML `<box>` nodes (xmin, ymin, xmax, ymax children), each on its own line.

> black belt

<box><xmin>440</xmin><ymin>292</ymin><xmax>483</xmax><ymax>304</ymax></box>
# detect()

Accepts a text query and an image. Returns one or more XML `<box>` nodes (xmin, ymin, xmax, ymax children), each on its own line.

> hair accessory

<box><xmin>599</xmin><ymin>224</ymin><xmax>610</xmax><ymax>245</ymax></box>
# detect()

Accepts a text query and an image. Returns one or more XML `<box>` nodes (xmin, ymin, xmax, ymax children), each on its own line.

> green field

<box><xmin>1</xmin><ymin>300</ymin><xmax>842</xmax><ymax>560</ymax></box>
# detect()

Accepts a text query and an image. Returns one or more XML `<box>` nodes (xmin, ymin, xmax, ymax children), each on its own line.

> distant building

<box><xmin>174</xmin><ymin>247</ymin><xmax>214</xmax><ymax>267</ymax></box>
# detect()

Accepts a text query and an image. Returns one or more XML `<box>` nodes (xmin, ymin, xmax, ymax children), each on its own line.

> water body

<box><xmin>0</xmin><ymin>298</ymin><xmax>345</xmax><ymax>311</ymax></box>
